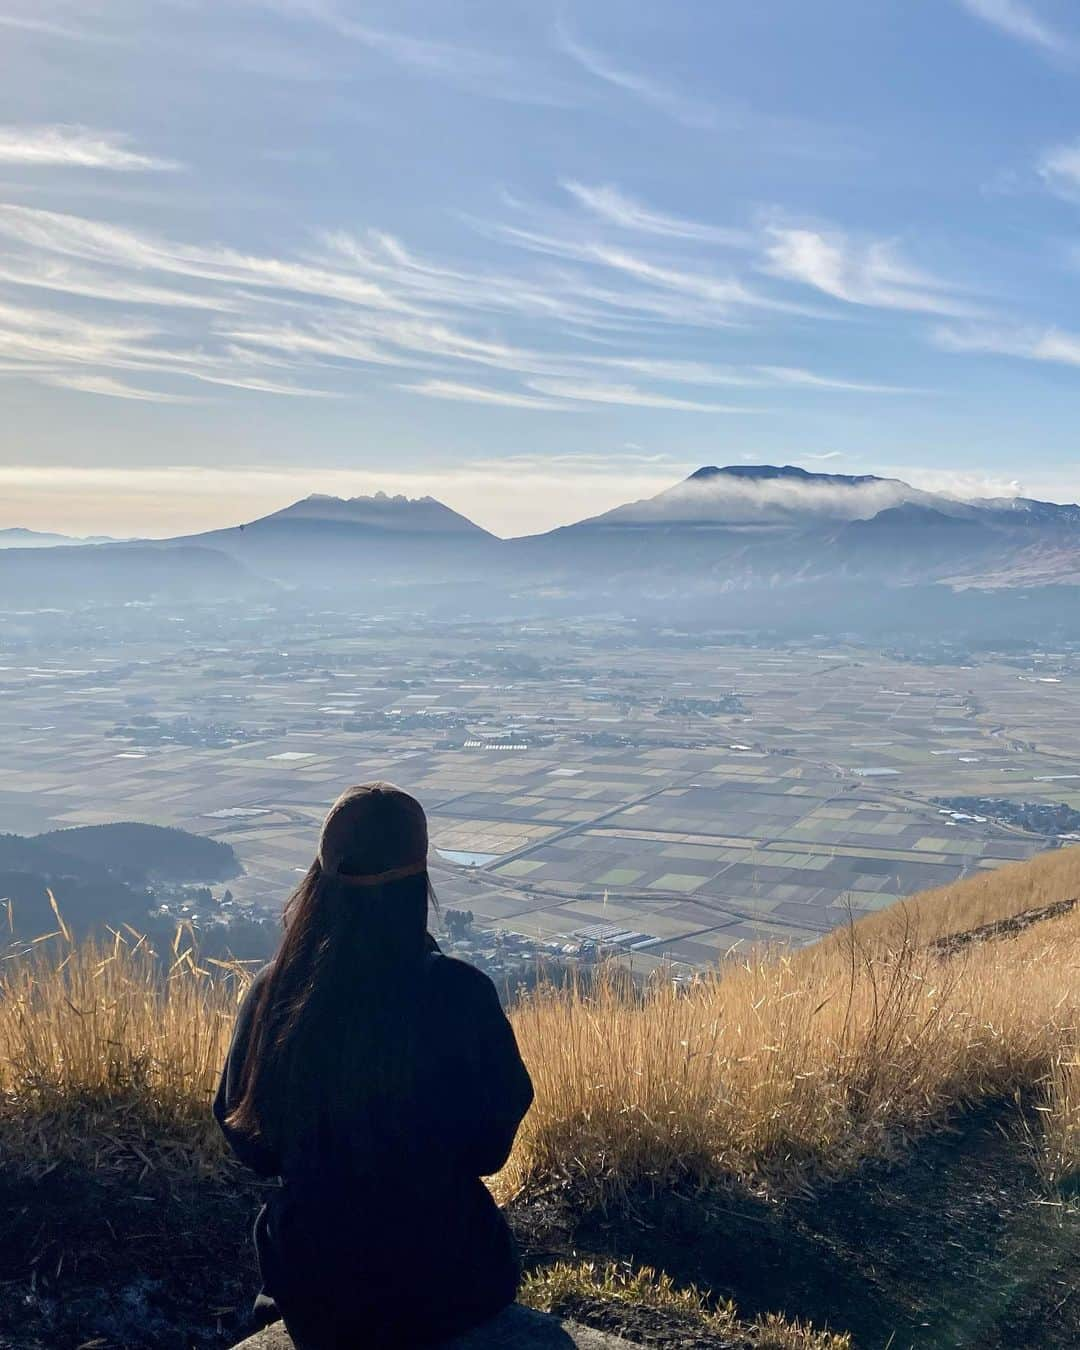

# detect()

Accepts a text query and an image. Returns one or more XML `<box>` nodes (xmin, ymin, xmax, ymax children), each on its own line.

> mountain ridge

<box><xmin>254</xmin><ymin>491</ymin><xmax>493</xmax><ymax>536</ymax></box>
<box><xmin>9</xmin><ymin>465</ymin><xmax>1080</xmax><ymax>626</ymax></box>
<box><xmin>0</xmin><ymin>526</ymin><xmax>117</xmax><ymax>548</ymax></box>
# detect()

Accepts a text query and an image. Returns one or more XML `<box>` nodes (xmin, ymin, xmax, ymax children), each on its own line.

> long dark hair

<box><xmin>226</xmin><ymin>784</ymin><xmax>432</xmax><ymax>1158</ymax></box>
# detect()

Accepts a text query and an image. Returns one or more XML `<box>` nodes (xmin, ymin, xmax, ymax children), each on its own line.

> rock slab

<box><xmin>232</xmin><ymin>1302</ymin><xmax>640</xmax><ymax>1349</ymax></box>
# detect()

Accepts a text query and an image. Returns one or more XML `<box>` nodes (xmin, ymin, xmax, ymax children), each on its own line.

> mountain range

<box><xmin>4</xmin><ymin>467</ymin><xmax>1080</xmax><ymax>633</ymax></box>
<box><xmin>0</xmin><ymin>526</ymin><xmax>117</xmax><ymax>549</ymax></box>
<box><xmin>169</xmin><ymin>492</ymin><xmax>498</xmax><ymax>591</ymax></box>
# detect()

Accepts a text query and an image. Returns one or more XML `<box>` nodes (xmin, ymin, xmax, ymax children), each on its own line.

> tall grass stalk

<box><xmin>499</xmin><ymin>864</ymin><xmax>1080</xmax><ymax>1202</ymax></box>
<box><xmin>0</xmin><ymin>916</ymin><xmax>242</xmax><ymax>1162</ymax></box>
<box><xmin>0</xmin><ymin>856</ymin><xmax>1076</xmax><ymax>1201</ymax></box>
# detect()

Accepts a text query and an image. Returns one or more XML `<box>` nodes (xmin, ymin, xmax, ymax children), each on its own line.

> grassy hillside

<box><xmin>0</xmin><ymin>852</ymin><xmax>1076</xmax><ymax>1347</ymax></box>
<box><xmin>503</xmin><ymin>853</ymin><xmax>1080</xmax><ymax>1205</ymax></box>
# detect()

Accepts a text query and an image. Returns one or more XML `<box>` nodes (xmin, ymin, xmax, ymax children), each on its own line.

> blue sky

<box><xmin>3</xmin><ymin>0</ymin><xmax>1080</xmax><ymax>536</ymax></box>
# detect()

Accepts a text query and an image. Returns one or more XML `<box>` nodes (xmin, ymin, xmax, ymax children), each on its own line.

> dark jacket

<box><xmin>214</xmin><ymin>943</ymin><xmax>534</xmax><ymax>1348</ymax></box>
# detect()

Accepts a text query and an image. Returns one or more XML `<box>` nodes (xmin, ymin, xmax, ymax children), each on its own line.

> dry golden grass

<box><xmin>520</xmin><ymin>1260</ymin><xmax>851</xmax><ymax>1349</ymax></box>
<box><xmin>0</xmin><ymin>914</ymin><xmax>240</xmax><ymax>1166</ymax></box>
<box><xmin>1039</xmin><ymin>1049</ymin><xmax>1080</xmax><ymax>1189</ymax></box>
<box><xmin>0</xmin><ymin>852</ymin><xmax>1077</xmax><ymax>1209</ymax></box>
<box><xmin>496</xmin><ymin>850</ymin><xmax>1080</xmax><ymax>1203</ymax></box>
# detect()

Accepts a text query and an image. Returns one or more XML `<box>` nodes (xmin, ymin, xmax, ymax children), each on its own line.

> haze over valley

<box><xmin>6</xmin><ymin>461</ymin><xmax>1080</xmax><ymax>634</ymax></box>
<box><xmin>5</xmin><ymin>492</ymin><xmax>1080</xmax><ymax>977</ymax></box>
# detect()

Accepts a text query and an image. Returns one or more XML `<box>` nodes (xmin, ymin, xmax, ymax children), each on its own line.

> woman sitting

<box><xmin>215</xmin><ymin>782</ymin><xmax>534</xmax><ymax>1348</ymax></box>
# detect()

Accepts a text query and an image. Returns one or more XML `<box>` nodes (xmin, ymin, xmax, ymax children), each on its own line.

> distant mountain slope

<box><xmin>513</xmin><ymin>462</ymin><xmax>1080</xmax><ymax>581</ymax></box>
<box><xmin>0</xmin><ymin>542</ymin><xmax>264</xmax><ymax>608</ymax></box>
<box><xmin>257</xmin><ymin>492</ymin><xmax>490</xmax><ymax>534</ymax></box>
<box><xmin>174</xmin><ymin>491</ymin><xmax>499</xmax><ymax>591</ymax></box>
<box><xmin>0</xmin><ymin>527</ymin><xmax>116</xmax><ymax>549</ymax></box>
<box><xmin>499</xmin><ymin>464</ymin><xmax>1080</xmax><ymax>633</ymax></box>
<box><xmin>564</xmin><ymin>463</ymin><xmax>975</xmax><ymax>530</ymax></box>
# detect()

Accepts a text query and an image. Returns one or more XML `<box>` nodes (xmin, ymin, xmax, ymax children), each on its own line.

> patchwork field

<box><xmin>3</xmin><ymin>604</ymin><xmax>1078</xmax><ymax>970</ymax></box>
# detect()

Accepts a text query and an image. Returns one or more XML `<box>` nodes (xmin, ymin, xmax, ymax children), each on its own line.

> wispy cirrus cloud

<box><xmin>255</xmin><ymin>0</ymin><xmax>572</xmax><ymax>105</ymax></box>
<box><xmin>756</xmin><ymin>366</ymin><xmax>917</xmax><ymax>393</ymax></box>
<box><xmin>0</xmin><ymin>255</ymin><xmax>234</xmax><ymax>309</ymax></box>
<box><xmin>0</xmin><ymin>191</ymin><xmax>925</xmax><ymax>406</ymax></box>
<box><xmin>0</xmin><ymin>297</ymin><xmax>153</xmax><ymax>367</ymax></box>
<box><xmin>933</xmin><ymin>321</ymin><xmax>1080</xmax><ymax>367</ymax></box>
<box><xmin>487</xmin><ymin>220</ymin><xmax>823</xmax><ymax>322</ymax></box>
<box><xmin>0</xmin><ymin>204</ymin><xmax>405</xmax><ymax>308</ymax></box>
<box><xmin>955</xmin><ymin>0</ymin><xmax>1071</xmax><ymax>55</ymax></box>
<box><xmin>37</xmin><ymin>371</ymin><xmax>195</xmax><ymax>402</ymax></box>
<box><xmin>764</xmin><ymin>226</ymin><xmax>977</xmax><ymax>317</ymax></box>
<box><xmin>0</xmin><ymin>10</ymin><xmax>105</xmax><ymax>40</ymax></box>
<box><xmin>0</xmin><ymin>293</ymin><xmax>333</xmax><ymax>400</ymax></box>
<box><xmin>554</xmin><ymin>17</ymin><xmax>717</xmax><ymax>129</ymax></box>
<box><xmin>400</xmin><ymin>378</ymin><xmax>576</xmax><ymax>410</ymax></box>
<box><xmin>525</xmin><ymin>377</ymin><xmax>754</xmax><ymax>413</ymax></box>
<box><xmin>550</xmin><ymin>17</ymin><xmax>857</xmax><ymax>161</ymax></box>
<box><xmin>0</xmin><ymin>125</ymin><xmax>179</xmax><ymax>171</ymax></box>
<box><xmin>561</xmin><ymin>181</ymin><xmax>747</xmax><ymax>245</ymax></box>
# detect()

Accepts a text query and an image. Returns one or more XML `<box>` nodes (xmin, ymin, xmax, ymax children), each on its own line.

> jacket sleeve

<box><xmin>213</xmin><ymin>970</ymin><xmax>282</xmax><ymax>1178</ymax></box>
<box><xmin>442</xmin><ymin>962</ymin><xmax>534</xmax><ymax>1177</ymax></box>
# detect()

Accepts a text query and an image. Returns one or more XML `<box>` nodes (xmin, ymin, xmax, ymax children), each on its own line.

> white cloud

<box><xmin>0</xmin><ymin>197</ymin><xmax>924</xmax><ymax>413</ymax></box>
<box><xmin>0</xmin><ymin>205</ymin><xmax>404</xmax><ymax>309</ymax></box>
<box><xmin>256</xmin><ymin>0</ymin><xmax>569</xmax><ymax>105</ymax></box>
<box><xmin>585</xmin><ymin>356</ymin><xmax>752</xmax><ymax>386</ymax></box>
<box><xmin>561</xmin><ymin>181</ymin><xmax>747</xmax><ymax>245</ymax></box>
<box><xmin>0</xmin><ymin>297</ymin><xmax>155</xmax><ymax>367</ymax></box>
<box><xmin>755</xmin><ymin>365</ymin><xmax>916</xmax><ymax>393</ymax></box>
<box><xmin>526</xmin><ymin>378</ymin><xmax>754</xmax><ymax>413</ymax></box>
<box><xmin>892</xmin><ymin>465</ymin><xmax>1029</xmax><ymax>499</ymax></box>
<box><xmin>37</xmin><ymin>372</ymin><xmax>194</xmax><ymax>402</ymax></box>
<box><xmin>185</xmin><ymin>372</ymin><xmax>340</xmax><ymax>397</ymax></box>
<box><xmin>596</xmin><ymin>471</ymin><xmax>940</xmax><ymax>526</ymax></box>
<box><xmin>583</xmin><ymin>246</ymin><xmax>756</xmax><ymax>305</ymax></box>
<box><xmin>554</xmin><ymin>19</ymin><xmax>717</xmax><ymax>129</ymax></box>
<box><xmin>0</xmin><ymin>256</ymin><xmax>234</xmax><ymax>309</ymax></box>
<box><xmin>0</xmin><ymin>12</ymin><xmax>102</xmax><ymax>40</ymax></box>
<box><xmin>0</xmin><ymin>295</ymin><xmax>333</xmax><ymax>400</ymax></box>
<box><xmin>1037</xmin><ymin>140</ymin><xmax>1080</xmax><ymax>198</ymax></box>
<box><xmin>0</xmin><ymin>125</ymin><xmax>179</xmax><ymax>171</ymax></box>
<box><xmin>491</xmin><ymin>221</ymin><xmax>821</xmax><ymax>320</ymax></box>
<box><xmin>336</xmin><ymin>22</ymin><xmax>518</xmax><ymax>88</ymax></box>
<box><xmin>764</xmin><ymin>227</ymin><xmax>976</xmax><ymax>316</ymax></box>
<box><xmin>956</xmin><ymin>0</ymin><xmax>1070</xmax><ymax>55</ymax></box>
<box><xmin>401</xmin><ymin>378</ymin><xmax>576</xmax><ymax>410</ymax></box>
<box><xmin>231</xmin><ymin>314</ymin><xmax>907</xmax><ymax>397</ymax></box>
<box><xmin>933</xmin><ymin>322</ymin><xmax>1080</xmax><ymax>366</ymax></box>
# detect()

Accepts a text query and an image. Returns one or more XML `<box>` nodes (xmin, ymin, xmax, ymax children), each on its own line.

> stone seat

<box><xmin>232</xmin><ymin>1302</ymin><xmax>640</xmax><ymax>1349</ymax></box>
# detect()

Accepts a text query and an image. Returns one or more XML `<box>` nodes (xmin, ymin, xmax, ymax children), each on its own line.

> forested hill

<box><xmin>0</xmin><ymin>824</ymin><xmax>242</xmax><ymax>945</ymax></box>
<box><xmin>31</xmin><ymin>822</ymin><xmax>240</xmax><ymax>883</ymax></box>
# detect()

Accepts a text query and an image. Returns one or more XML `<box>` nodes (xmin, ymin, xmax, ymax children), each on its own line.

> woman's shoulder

<box><xmin>234</xmin><ymin>961</ymin><xmax>274</xmax><ymax>1014</ymax></box>
<box><xmin>247</xmin><ymin>961</ymin><xmax>275</xmax><ymax>993</ymax></box>
<box><xmin>425</xmin><ymin>948</ymin><xmax>501</xmax><ymax>1008</ymax></box>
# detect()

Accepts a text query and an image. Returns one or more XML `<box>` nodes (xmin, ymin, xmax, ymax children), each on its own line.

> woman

<box><xmin>214</xmin><ymin>782</ymin><xmax>534</xmax><ymax>1348</ymax></box>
